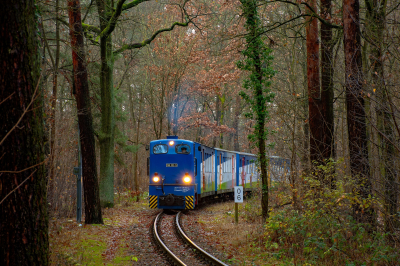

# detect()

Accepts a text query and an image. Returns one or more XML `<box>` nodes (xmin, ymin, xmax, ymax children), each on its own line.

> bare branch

<box><xmin>0</xmin><ymin>92</ymin><xmax>15</xmax><ymax>106</ymax></box>
<box><xmin>0</xmin><ymin>170</ymin><xmax>37</xmax><ymax>206</ymax></box>
<box><xmin>0</xmin><ymin>159</ymin><xmax>47</xmax><ymax>174</ymax></box>
<box><xmin>96</xmin><ymin>0</ymin><xmax>127</xmax><ymax>41</ymax></box>
<box><xmin>260</xmin><ymin>0</ymin><xmax>343</xmax><ymax>29</ymax></box>
<box><xmin>122</xmin><ymin>0</ymin><xmax>150</xmax><ymax>11</ymax></box>
<box><xmin>0</xmin><ymin>74</ymin><xmax>42</xmax><ymax>147</ymax></box>
<box><xmin>113</xmin><ymin>19</ymin><xmax>191</xmax><ymax>55</ymax></box>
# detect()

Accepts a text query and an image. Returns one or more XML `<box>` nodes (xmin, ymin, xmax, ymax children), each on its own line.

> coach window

<box><xmin>176</xmin><ymin>144</ymin><xmax>191</xmax><ymax>154</ymax></box>
<box><xmin>153</xmin><ymin>144</ymin><xmax>168</xmax><ymax>154</ymax></box>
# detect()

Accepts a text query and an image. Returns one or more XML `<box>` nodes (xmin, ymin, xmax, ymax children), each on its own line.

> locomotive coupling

<box><xmin>159</xmin><ymin>194</ymin><xmax>185</xmax><ymax>207</ymax></box>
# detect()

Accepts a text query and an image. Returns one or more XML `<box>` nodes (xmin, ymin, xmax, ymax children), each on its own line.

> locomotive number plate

<box><xmin>166</xmin><ymin>163</ymin><xmax>178</xmax><ymax>167</ymax></box>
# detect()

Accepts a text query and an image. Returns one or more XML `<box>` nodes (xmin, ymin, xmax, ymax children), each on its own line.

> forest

<box><xmin>1</xmin><ymin>0</ymin><xmax>399</xmax><ymax>265</ymax></box>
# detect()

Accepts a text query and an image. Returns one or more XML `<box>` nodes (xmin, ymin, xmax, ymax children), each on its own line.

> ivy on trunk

<box><xmin>238</xmin><ymin>0</ymin><xmax>275</xmax><ymax>219</ymax></box>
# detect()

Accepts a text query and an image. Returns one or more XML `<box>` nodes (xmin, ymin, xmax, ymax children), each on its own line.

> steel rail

<box><xmin>175</xmin><ymin>212</ymin><xmax>229</xmax><ymax>266</ymax></box>
<box><xmin>153</xmin><ymin>211</ymin><xmax>186</xmax><ymax>266</ymax></box>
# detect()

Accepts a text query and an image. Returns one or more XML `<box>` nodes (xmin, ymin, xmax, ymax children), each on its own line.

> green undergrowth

<box><xmin>263</xmin><ymin>161</ymin><xmax>400</xmax><ymax>265</ymax></box>
<box><xmin>204</xmin><ymin>161</ymin><xmax>399</xmax><ymax>265</ymax></box>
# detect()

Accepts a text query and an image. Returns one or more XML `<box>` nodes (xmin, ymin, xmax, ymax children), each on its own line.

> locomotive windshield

<box><xmin>175</xmin><ymin>144</ymin><xmax>190</xmax><ymax>154</ymax></box>
<box><xmin>153</xmin><ymin>144</ymin><xmax>168</xmax><ymax>154</ymax></box>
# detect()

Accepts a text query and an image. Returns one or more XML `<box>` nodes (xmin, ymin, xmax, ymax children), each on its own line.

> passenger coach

<box><xmin>147</xmin><ymin>136</ymin><xmax>262</xmax><ymax>210</ymax></box>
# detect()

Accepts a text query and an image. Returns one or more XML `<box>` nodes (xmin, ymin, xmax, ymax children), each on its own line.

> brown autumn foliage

<box><xmin>3</xmin><ymin>0</ymin><xmax>400</xmax><ymax>263</ymax></box>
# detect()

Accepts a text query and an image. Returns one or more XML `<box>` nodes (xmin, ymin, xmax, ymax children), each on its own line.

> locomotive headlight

<box><xmin>153</xmin><ymin>172</ymin><xmax>160</xmax><ymax>182</ymax></box>
<box><xmin>169</xmin><ymin>140</ymin><xmax>174</xmax><ymax>146</ymax></box>
<box><xmin>183</xmin><ymin>172</ymin><xmax>191</xmax><ymax>183</ymax></box>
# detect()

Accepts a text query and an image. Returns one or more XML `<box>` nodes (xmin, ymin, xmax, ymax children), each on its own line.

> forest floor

<box><xmin>49</xmin><ymin>191</ymin><xmax>283</xmax><ymax>266</ymax></box>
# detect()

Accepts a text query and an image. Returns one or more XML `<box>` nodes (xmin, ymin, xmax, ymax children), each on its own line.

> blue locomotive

<box><xmin>148</xmin><ymin>136</ymin><xmax>290</xmax><ymax>210</ymax></box>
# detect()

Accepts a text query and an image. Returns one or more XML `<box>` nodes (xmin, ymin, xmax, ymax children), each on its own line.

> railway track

<box><xmin>153</xmin><ymin>211</ymin><xmax>229</xmax><ymax>266</ymax></box>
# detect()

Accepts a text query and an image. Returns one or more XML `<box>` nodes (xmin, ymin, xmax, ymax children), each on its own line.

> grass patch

<box><xmin>49</xmin><ymin>192</ymin><xmax>146</xmax><ymax>265</ymax></box>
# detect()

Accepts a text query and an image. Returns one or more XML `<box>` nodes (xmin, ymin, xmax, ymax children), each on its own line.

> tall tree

<box><xmin>343</xmin><ymin>0</ymin><xmax>374</xmax><ymax>224</ymax></box>
<box><xmin>49</xmin><ymin>0</ymin><xmax>61</xmax><ymax>194</ymax></box>
<box><xmin>95</xmin><ymin>0</ymin><xmax>117</xmax><ymax>208</ymax></box>
<box><xmin>306</xmin><ymin>0</ymin><xmax>325</xmax><ymax>164</ymax></box>
<box><xmin>80</xmin><ymin>0</ymin><xmax>192</xmax><ymax>207</ymax></box>
<box><xmin>238</xmin><ymin>0</ymin><xmax>275</xmax><ymax>219</ymax></box>
<box><xmin>233</xmin><ymin>95</ymin><xmax>242</xmax><ymax>151</ymax></box>
<box><xmin>68</xmin><ymin>0</ymin><xmax>103</xmax><ymax>224</ymax></box>
<box><xmin>365</xmin><ymin>0</ymin><xmax>397</xmax><ymax>233</ymax></box>
<box><xmin>320</xmin><ymin>0</ymin><xmax>335</xmax><ymax>161</ymax></box>
<box><xmin>0</xmin><ymin>0</ymin><xmax>49</xmax><ymax>264</ymax></box>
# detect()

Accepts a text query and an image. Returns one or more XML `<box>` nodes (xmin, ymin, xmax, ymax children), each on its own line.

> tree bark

<box><xmin>68</xmin><ymin>0</ymin><xmax>103</xmax><ymax>224</ymax></box>
<box><xmin>343</xmin><ymin>0</ymin><xmax>374</xmax><ymax>224</ymax></box>
<box><xmin>320</xmin><ymin>0</ymin><xmax>335</xmax><ymax>161</ymax></box>
<box><xmin>0</xmin><ymin>0</ymin><xmax>49</xmax><ymax>264</ymax></box>
<box><xmin>49</xmin><ymin>0</ymin><xmax>61</xmax><ymax>200</ymax></box>
<box><xmin>365</xmin><ymin>0</ymin><xmax>397</xmax><ymax>232</ymax></box>
<box><xmin>133</xmin><ymin>91</ymin><xmax>144</xmax><ymax>201</ymax></box>
<box><xmin>219</xmin><ymin>94</ymin><xmax>225</xmax><ymax>149</ymax></box>
<box><xmin>96</xmin><ymin>0</ymin><xmax>116</xmax><ymax>208</ymax></box>
<box><xmin>214</xmin><ymin>93</ymin><xmax>221</xmax><ymax>147</ymax></box>
<box><xmin>233</xmin><ymin>95</ymin><xmax>241</xmax><ymax>151</ymax></box>
<box><xmin>306</xmin><ymin>0</ymin><xmax>324</xmax><ymax>164</ymax></box>
<box><xmin>239</xmin><ymin>0</ymin><xmax>273</xmax><ymax>219</ymax></box>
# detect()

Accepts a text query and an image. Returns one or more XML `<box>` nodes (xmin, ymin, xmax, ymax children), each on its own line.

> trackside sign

<box><xmin>234</xmin><ymin>186</ymin><xmax>243</xmax><ymax>203</ymax></box>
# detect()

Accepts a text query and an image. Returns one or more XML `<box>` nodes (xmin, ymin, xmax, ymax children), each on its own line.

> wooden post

<box><xmin>235</xmin><ymin>203</ymin><xmax>238</xmax><ymax>224</ymax></box>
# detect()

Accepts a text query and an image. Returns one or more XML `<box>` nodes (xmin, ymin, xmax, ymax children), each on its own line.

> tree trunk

<box><xmin>172</xmin><ymin>85</ymin><xmax>181</xmax><ymax>136</ymax></box>
<box><xmin>214</xmin><ymin>93</ymin><xmax>221</xmax><ymax>147</ymax></box>
<box><xmin>301</xmin><ymin>46</ymin><xmax>311</xmax><ymax>174</ymax></box>
<box><xmin>0</xmin><ymin>0</ymin><xmax>49</xmax><ymax>264</ymax></box>
<box><xmin>320</xmin><ymin>0</ymin><xmax>335</xmax><ymax>161</ymax></box>
<box><xmin>133</xmin><ymin>91</ymin><xmax>144</xmax><ymax>201</ymax></box>
<box><xmin>365</xmin><ymin>0</ymin><xmax>397</xmax><ymax>232</ymax></box>
<box><xmin>233</xmin><ymin>95</ymin><xmax>241</xmax><ymax>151</ymax></box>
<box><xmin>306</xmin><ymin>0</ymin><xmax>324</xmax><ymax>164</ymax></box>
<box><xmin>343</xmin><ymin>0</ymin><xmax>374</xmax><ymax>224</ymax></box>
<box><xmin>68</xmin><ymin>0</ymin><xmax>103</xmax><ymax>224</ymax></box>
<box><xmin>219</xmin><ymin>94</ymin><xmax>225</xmax><ymax>149</ymax></box>
<box><xmin>96</xmin><ymin>0</ymin><xmax>115</xmax><ymax>208</ymax></box>
<box><xmin>49</xmin><ymin>0</ymin><xmax>61</xmax><ymax>200</ymax></box>
<box><xmin>128</xmin><ymin>81</ymin><xmax>136</xmax><ymax>190</ymax></box>
<box><xmin>239</xmin><ymin>0</ymin><xmax>273</xmax><ymax>219</ymax></box>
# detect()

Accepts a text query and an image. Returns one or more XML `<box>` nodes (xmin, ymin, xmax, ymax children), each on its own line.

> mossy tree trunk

<box><xmin>238</xmin><ymin>0</ymin><xmax>275</xmax><ymax>219</ymax></box>
<box><xmin>0</xmin><ymin>0</ymin><xmax>49</xmax><ymax>264</ymax></box>
<box><xmin>96</xmin><ymin>0</ymin><xmax>116</xmax><ymax>208</ymax></box>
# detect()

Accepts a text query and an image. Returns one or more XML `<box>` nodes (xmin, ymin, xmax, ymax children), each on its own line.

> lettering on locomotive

<box><xmin>166</xmin><ymin>163</ymin><xmax>178</xmax><ymax>167</ymax></box>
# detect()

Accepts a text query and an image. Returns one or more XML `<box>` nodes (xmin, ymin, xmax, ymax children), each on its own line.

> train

<box><xmin>147</xmin><ymin>136</ymin><xmax>290</xmax><ymax>210</ymax></box>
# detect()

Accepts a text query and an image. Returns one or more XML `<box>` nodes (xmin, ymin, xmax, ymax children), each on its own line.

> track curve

<box><xmin>152</xmin><ymin>211</ymin><xmax>229</xmax><ymax>266</ymax></box>
<box><xmin>153</xmin><ymin>211</ymin><xmax>186</xmax><ymax>265</ymax></box>
<box><xmin>176</xmin><ymin>212</ymin><xmax>229</xmax><ymax>266</ymax></box>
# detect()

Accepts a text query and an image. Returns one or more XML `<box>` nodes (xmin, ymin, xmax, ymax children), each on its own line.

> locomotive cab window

<box><xmin>153</xmin><ymin>144</ymin><xmax>168</xmax><ymax>154</ymax></box>
<box><xmin>176</xmin><ymin>144</ymin><xmax>190</xmax><ymax>154</ymax></box>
